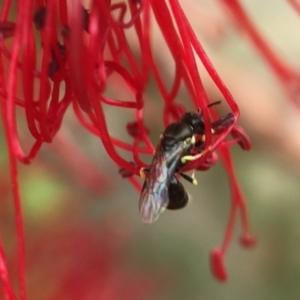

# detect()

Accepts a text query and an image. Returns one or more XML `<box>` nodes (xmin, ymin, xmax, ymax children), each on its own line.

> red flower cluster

<box><xmin>0</xmin><ymin>0</ymin><xmax>266</xmax><ymax>298</ymax></box>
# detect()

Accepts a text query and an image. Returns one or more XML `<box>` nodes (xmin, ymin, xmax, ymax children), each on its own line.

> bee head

<box><xmin>181</xmin><ymin>111</ymin><xmax>205</xmax><ymax>135</ymax></box>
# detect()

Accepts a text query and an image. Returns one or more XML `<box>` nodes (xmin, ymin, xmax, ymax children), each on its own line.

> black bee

<box><xmin>139</xmin><ymin>109</ymin><xmax>235</xmax><ymax>224</ymax></box>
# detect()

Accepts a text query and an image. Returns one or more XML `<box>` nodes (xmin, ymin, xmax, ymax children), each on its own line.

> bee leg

<box><xmin>181</xmin><ymin>155</ymin><xmax>196</xmax><ymax>164</ymax></box>
<box><xmin>181</xmin><ymin>153</ymin><xmax>203</xmax><ymax>164</ymax></box>
<box><xmin>139</xmin><ymin>167</ymin><xmax>149</xmax><ymax>180</ymax></box>
<box><xmin>181</xmin><ymin>146</ymin><xmax>212</xmax><ymax>164</ymax></box>
<box><xmin>191</xmin><ymin>170</ymin><xmax>196</xmax><ymax>184</ymax></box>
<box><xmin>177</xmin><ymin>170</ymin><xmax>198</xmax><ymax>185</ymax></box>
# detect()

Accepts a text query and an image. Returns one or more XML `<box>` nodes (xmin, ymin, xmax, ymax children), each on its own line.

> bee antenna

<box><xmin>207</xmin><ymin>100</ymin><xmax>221</xmax><ymax>108</ymax></box>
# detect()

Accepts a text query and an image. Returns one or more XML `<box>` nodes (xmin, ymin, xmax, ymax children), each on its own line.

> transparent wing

<box><xmin>139</xmin><ymin>142</ymin><xmax>169</xmax><ymax>223</ymax></box>
<box><xmin>139</xmin><ymin>138</ymin><xmax>192</xmax><ymax>223</ymax></box>
<box><xmin>139</xmin><ymin>182</ymin><xmax>169</xmax><ymax>223</ymax></box>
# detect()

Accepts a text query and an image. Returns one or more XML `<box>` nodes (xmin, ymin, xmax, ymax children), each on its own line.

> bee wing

<box><xmin>139</xmin><ymin>141</ymin><xmax>171</xmax><ymax>224</ymax></box>
<box><xmin>139</xmin><ymin>137</ymin><xmax>194</xmax><ymax>224</ymax></box>
<box><xmin>139</xmin><ymin>183</ymin><xmax>169</xmax><ymax>224</ymax></box>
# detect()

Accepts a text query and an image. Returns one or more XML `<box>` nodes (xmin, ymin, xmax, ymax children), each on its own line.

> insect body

<box><xmin>139</xmin><ymin>111</ymin><xmax>212</xmax><ymax>224</ymax></box>
<box><xmin>139</xmin><ymin>109</ymin><xmax>236</xmax><ymax>224</ymax></box>
<box><xmin>166</xmin><ymin>176</ymin><xmax>189</xmax><ymax>210</ymax></box>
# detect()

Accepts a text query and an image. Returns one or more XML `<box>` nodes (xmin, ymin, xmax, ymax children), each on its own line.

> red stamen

<box><xmin>0</xmin><ymin>0</ymin><xmax>257</xmax><ymax>289</ymax></box>
<box><xmin>221</xmin><ymin>0</ymin><xmax>300</xmax><ymax>109</ymax></box>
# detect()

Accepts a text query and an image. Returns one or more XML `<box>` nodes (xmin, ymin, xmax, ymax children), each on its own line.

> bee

<box><xmin>139</xmin><ymin>109</ymin><xmax>235</xmax><ymax>224</ymax></box>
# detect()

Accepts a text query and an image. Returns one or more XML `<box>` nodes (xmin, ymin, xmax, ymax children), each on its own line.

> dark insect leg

<box><xmin>176</xmin><ymin>169</ymin><xmax>197</xmax><ymax>185</ymax></box>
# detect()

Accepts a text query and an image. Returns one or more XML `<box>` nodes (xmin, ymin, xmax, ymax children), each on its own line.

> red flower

<box><xmin>0</xmin><ymin>0</ymin><xmax>257</xmax><ymax>298</ymax></box>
